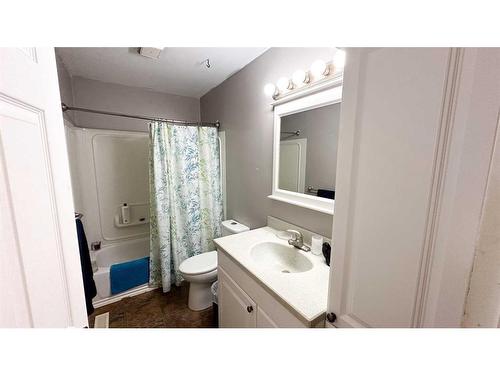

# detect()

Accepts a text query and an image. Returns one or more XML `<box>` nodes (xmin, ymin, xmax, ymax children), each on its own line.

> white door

<box><xmin>218</xmin><ymin>267</ymin><xmax>257</xmax><ymax>328</ymax></box>
<box><xmin>279</xmin><ymin>138</ymin><xmax>307</xmax><ymax>193</ymax></box>
<box><xmin>0</xmin><ymin>48</ymin><xmax>88</xmax><ymax>327</ymax></box>
<box><xmin>326</xmin><ymin>48</ymin><xmax>498</xmax><ymax>328</ymax></box>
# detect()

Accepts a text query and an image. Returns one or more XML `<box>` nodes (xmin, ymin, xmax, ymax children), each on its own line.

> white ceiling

<box><xmin>56</xmin><ymin>47</ymin><xmax>268</xmax><ymax>98</ymax></box>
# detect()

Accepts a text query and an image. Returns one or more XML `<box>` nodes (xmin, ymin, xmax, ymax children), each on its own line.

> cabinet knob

<box><xmin>326</xmin><ymin>312</ymin><xmax>337</xmax><ymax>323</ymax></box>
<box><xmin>247</xmin><ymin>305</ymin><xmax>253</xmax><ymax>313</ymax></box>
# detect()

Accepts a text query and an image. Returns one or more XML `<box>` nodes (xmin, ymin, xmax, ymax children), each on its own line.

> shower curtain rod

<box><xmin>61</xmin><ymin>103</ymin><xmax>220</xmax><ymax>128</ymax></box>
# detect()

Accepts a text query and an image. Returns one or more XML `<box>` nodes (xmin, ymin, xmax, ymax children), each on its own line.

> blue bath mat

<box><xmin>110</xmin><ymin>256</ymin><xmax>150</xmax><ymax>295</ymax></box>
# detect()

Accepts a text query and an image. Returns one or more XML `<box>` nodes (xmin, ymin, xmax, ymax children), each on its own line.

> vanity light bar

<box><xmin>264</xmin><ymin>50</ymin><xmax>346</xmax><ymax>100</ymax></box>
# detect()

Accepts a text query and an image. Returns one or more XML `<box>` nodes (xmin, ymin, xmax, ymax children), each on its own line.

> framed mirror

<box><xmin>269</xmin><ymin>83</ymin><xmax>343</xmax><ymax>215</ymax></box>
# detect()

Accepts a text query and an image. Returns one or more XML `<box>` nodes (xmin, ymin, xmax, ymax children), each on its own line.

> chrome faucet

<box><xmin>286</xmin><ymin>229</ymin><xmax>311</xmax><ymax>252</ymax></box>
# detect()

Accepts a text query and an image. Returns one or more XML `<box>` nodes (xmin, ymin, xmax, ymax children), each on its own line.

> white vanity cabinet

<box><xmin>256</xmin><ymin>307</ymin><xmax>279</xmax><ymax>328</ymax></box>
<box><xmin>217</xmin><ymin>249</ymin><xmax>324</xmax><ymax>328</ymax></box>
<box><xmin>218</xmin><ymin>267</ymin><xmax>257</xmax><ymax>328</ymax></box>
<box><xmin>218</xmin><ymin>266</ymin><xmax>280</xmax><ymax>328</ymax></box>
<box><xmin>218</xmin><ymin>265</ymin><xmax>280</xmax><ymax>328</ymax></box>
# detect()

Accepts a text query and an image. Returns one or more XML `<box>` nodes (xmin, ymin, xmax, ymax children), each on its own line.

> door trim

<box><xmin>412</xmin><ymin>48</ymin><xmax>464</xmax><ymax>326</ymax></box>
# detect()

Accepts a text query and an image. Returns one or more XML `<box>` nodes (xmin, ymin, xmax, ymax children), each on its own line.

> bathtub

<box><xmin>93</xmin><ymin>237</ymin><xmax>150</xmax><ymax>300</ymax></box>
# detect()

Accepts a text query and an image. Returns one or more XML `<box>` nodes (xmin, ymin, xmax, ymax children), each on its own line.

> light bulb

<box><xmin>310</xmin><ymin>59</ymin><xmax>329</xmax><ymax>78</ymax></box>
<box><xmin>292</xmin><ymin>70</ymin><xmax>309</xmax><ymax>86</ymax></box>
<box><xmin>264</xmin><ymin>83</ymin><xmax>277</xmax><ymax>97</ymax></box>
<box><xmin>333</xmin><ymin>49</ymin><xmax>346</xmax><ymax>70</ymax></box>
<box><xmin>277</xmin><ymin>77</ymin><xmax>292</xmax><ymax>92</ymax></box>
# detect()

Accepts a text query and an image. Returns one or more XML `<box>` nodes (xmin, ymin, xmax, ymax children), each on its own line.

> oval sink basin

<box><xmin>250</xmin><ymin>242</ymin><xmax>313</xmax><ymax>274</ymax></box>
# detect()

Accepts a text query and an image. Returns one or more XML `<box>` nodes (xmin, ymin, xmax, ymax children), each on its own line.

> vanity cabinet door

<box><xmin>256</xmin><ymin>307</ymin><xmax>278</xmax><ymax>328</ymax></box>
<box><xmin>218</xmin><ymin>267</ymin><xmax>257</xmax><ymax>328</ymax></box>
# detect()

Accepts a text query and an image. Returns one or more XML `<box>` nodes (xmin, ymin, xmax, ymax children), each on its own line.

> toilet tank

<box><xmin>221</xmin><ymin>219</ymin><xmax>249</xmax><ymax>237</ymax></box>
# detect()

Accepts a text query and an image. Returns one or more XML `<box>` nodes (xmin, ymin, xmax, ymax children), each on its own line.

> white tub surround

<box><xmin>214</xmin><ymin>225</ymin><xmax>330</xmax><ymax>327</ymax></box>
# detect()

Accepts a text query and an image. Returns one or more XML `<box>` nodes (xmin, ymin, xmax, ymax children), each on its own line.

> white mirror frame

<box><xmin>268</xmin><ymin>81</ymin><xmax>343</xmax><ymax>215</ymax></box>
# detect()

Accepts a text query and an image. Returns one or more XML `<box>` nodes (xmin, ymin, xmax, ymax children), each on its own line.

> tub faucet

<box><xmin>90</xmin><ymin>241</ymin><xmax>101</xmax><ymax>251</ymax></box>
<box><xmin>286</xmin><ymin>230</ymin><xmax>311</xmax><ymax>252</ymax></box>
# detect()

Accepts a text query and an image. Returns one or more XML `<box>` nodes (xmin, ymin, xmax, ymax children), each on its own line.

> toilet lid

<box><xmin>179</xmin><ymin>251</ymin><xmax>217</xmax><ymax>275</ymax></box>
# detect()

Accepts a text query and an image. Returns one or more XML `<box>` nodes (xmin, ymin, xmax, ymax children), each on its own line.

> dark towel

<box><xmin>322</xmin><ymin>242</ymin><xmax>332</xmax><ymax>266</ymax></box>
<box><xmin>317</xmin><ymin>189</ymin><xmax>335</xmax><ymax>200</ymax></box>
<box><xmin>110</xmin><ymin>256</ymin><xmax>150</xmax><ymax>295</ymax></box>
<box><xmin>76</xmin><ymin>218</ymin><xmax>97</xmax><ymax>315</ymax></box>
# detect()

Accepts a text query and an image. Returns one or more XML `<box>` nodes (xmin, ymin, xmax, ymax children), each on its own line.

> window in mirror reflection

<box><xmin>278</xmin><ymin>103</ymin><xmax>341</xmax><ymax>200</ymax></box>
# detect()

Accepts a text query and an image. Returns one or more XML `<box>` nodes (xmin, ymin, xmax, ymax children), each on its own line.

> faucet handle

<box><xmin>286</xmin><ymin>230</ymin><xmax>303</xmax><ymax>247</ymax></box>
<box><xmin>286</xmin><ymin>229</ymin><xmax>301</xmax><ymax>240</ymax></box>
<box><xmin>285</xmin><ymin>229</ymin><xmax>309</xmax><ymax>251</ymax></box>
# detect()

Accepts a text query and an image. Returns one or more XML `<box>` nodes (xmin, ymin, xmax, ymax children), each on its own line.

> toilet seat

<box><xmin>179</xmin><ymin>251</ymin><xmax>217</xmax><ymax>276</ymax></box>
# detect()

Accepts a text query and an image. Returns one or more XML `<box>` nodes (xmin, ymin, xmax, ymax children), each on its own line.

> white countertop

<box><xmin>214</xmin><ymin>226</ymin><xmax>330</xmax><ymax>325</ymax></box>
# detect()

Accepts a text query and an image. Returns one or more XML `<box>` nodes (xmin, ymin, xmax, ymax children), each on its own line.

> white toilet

<box><xmin>179</xmin><ymin>219</ymin><xmax>249</xmax><ymax>311</ymax></box>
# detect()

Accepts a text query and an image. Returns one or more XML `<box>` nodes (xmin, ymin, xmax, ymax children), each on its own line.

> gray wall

<box><xmin>281</xmin><ymin>103</ymin><xmax>341</xmax><ymax>191</ymax></box>
<box><xmin>70</xmin><ymin>77</ymin><xmax>200</xmax><ymax>132</ymax></box>
<box><xmin>200</xmin><ymin>48</ymin><xmax>336</xmax><ymax>237</ymax></box>
<box><xmin>55</xmin><ymin>65</ymin><xmax>200</xmax><ymax>132</ymax></box>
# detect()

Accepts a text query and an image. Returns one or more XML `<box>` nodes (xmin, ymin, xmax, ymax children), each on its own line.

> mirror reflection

<box><xmin>278</xmin><ymin>103</ymin><xmax>341</xmax><ymax>200</ymax></box>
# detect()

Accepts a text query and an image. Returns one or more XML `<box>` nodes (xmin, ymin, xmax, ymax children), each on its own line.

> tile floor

<box><xmin>88</xmin><ymin>283</ymin><xmax>215</xmax><ymax>328</ymax></box>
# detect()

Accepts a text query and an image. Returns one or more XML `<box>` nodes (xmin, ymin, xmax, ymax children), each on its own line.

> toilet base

<box><xmin>188</xmin><ymin>281</ymin><xmax>213</xmax><ymax>311</ymax></box>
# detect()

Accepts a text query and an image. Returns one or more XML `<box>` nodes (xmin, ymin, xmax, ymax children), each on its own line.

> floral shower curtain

<box><xmin>149</xmin><ymin>121</ymin><xmax>223</xmax><ymax>292</ymax></box>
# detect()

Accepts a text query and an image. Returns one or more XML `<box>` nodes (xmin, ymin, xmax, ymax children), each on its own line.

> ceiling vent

<box><xmin>138</xmin><ymin>47</ymin><xmax>163</xmax><ymax>59</ymax></box>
